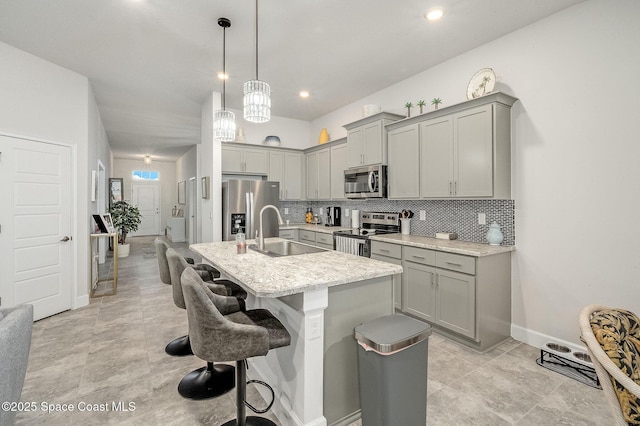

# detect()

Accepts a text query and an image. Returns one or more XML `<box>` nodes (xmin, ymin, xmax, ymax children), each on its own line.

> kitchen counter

<box><xmin>190</xmin><ymin>238</ymin><xmax>400</xmax><ymax>426</ymax></box>
<box><xmin>369</xmin><ymin>234</ymin><xmax>515</xmax><ymax>257</ymax></box>
<box><xmin>190</xmin><ymin>238</ymin><xmax>401</xmax><ymax>298</ymax></box>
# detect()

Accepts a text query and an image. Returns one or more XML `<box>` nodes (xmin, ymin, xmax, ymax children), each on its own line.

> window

<box><xmin>132</xmin><ymin>170</ymin><xmax>159</xmax><ymax>180</ymax></box>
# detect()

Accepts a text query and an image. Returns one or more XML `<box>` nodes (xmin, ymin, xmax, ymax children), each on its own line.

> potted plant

<box><xmin>404</xmin><ymin>102</ymin><xmax>413</xmax><ymax>117</ymax></box>
<box><xmin>109</xmin><ymin>200</ymin><xmax>141</xmax><ymax>258</ymax></box>
<box><xmin>417</xmin><ymin>99</ymin><xmax>426</xmax><ymax>114</ymax></box>
<box><xmin>431</xmin><ymin>97</ymin><xmax>442</xmax><ymax>110</ymax></box>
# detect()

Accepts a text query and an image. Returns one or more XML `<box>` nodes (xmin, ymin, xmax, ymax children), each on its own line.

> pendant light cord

<box><xmin>222</xmin><ymin>23</ymin><xmax>227</xmax><ymax>110</ymax></box>
<box><xmin>254</xmin><ymin>0</ymin><xmax>259</xmax><ymax>80</ymax></box>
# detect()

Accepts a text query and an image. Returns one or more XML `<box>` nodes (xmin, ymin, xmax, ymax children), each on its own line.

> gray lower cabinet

<box><xmin>370</xmin><ymin>241</ymin><xmax>403</xmax><ymax>310</ymax></box>
<box><xmin>371</xmin><ymin>240</ymin><xmax>510</xmax><ymax>352</ymax></box>
<box><xmin>402</xmin><ymin>247</ymin><xmax>477</xmax><ymax>339</ymax></box>
<box><xmin>279</xmin><ymin>229</ymin><xmax>298</xmax><ymax>241</ymax></box>
<box><xmin>297</xmin><ymin>229</ymin><xmax>334</xmax><ymax>250</ymax></box>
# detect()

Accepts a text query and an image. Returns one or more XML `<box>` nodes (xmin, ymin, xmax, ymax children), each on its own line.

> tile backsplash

<box><xmin>281</xmin><ymin>199</ymin><xmax>515</xmax><ymax>245</ymax></box>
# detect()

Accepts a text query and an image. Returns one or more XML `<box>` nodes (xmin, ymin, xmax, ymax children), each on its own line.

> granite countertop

<box><xmin>190</xmin><ymin>238</ymin><xmax>403</xmax><ymax>298</ymax></box>
<box><xmin>279</xmin><ymin>223</ymin><xmax>352</xmax><ymax>234</ymax></box>
<box><xmin>369</xmin><ymin>234</ymin><xmax>515</xmax><ymax>257</ymax></box>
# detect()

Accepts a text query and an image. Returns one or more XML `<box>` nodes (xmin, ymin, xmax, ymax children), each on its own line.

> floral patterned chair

<box><xmin>579</xmin><ymin>305</ymin><xmax>640</xmax><ymax>425</ymax></box>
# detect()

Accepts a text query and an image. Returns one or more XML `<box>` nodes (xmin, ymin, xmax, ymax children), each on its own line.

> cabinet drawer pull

<box><xmin>412</xmin><ymin>255</ymin><xmax>425</xmax><ymax>260</ymax></box>
<box><xmin>379</xmin><ymin>249</ymin><xmax>390</xmax><ymax>253</ymax></box>
<box><xmin>445</xmin><ymin>261</ymin><xmax>463</xmax><ymax>267</ymax></box>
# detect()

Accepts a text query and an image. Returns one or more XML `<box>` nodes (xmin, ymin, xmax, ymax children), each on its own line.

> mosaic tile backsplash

<box><xmin>281</xmin><ymin>199</ymin><xmax>515</xmax><ymax>246</ymax></box>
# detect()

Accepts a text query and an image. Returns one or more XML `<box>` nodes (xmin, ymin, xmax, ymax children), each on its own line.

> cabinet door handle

<box><xmin>449</xmin><ymin>182</ymin><xmax>452</xmax><ymax>196</ymax></box>
<box><xmin>454</xmin><ymin>181</ymin><xmax>457</xmax><ymax>195</ymax></box>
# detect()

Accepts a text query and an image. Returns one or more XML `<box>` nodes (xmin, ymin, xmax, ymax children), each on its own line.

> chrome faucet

<box><xmin>258</xmin><ymin>204</ymin><xmax>284</xmax><ymax>250</ymax></box>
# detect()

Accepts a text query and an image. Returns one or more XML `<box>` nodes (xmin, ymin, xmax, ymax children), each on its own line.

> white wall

<box><xmin>88</xmin><ymin>87</ymin><xmax>112</xmax><ymax>216</ymax></box>
<box><xmin>111</xmin><ymin>158</ymin><xmax>176</xmax><ymax>235</ymax></box>
<box><xmin>0</xmin><ymin>40</ymin><xmax>108</xmax><ymax>307</ymax></box>
<box><xmin>199</xmin><ymin>92</ymin><xmax>224</xmax><ymax>242</ymax></box>
<box><xmin>228</xmin><ymin>107</ymin><xmax>311</xmax><ymax>149</ymax></box>
<box><xmin>311</xmin><ymin>0</ymin><xmax>640</xmax><ymax>348</ymax></box>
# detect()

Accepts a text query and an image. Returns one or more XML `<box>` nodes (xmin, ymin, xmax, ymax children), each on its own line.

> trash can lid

<box><xmin>354</xmin><ymin>314</ymin><xmax>432</xmax><ymax>354</ymax></box>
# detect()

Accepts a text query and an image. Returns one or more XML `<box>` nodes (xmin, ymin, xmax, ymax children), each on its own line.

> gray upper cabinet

<box><xmin>221</xmin><ymin>145</ymin><xmax>269</xmax><ymax>175</ymax></box>
<box><xmin>387</xmin><ymin>92</ymin><xmax>517</xmax><ymax>200</ymax></box>
<box><xmin>387</xmin><ymin>123</ymin><xmax>420</xmax><ymax>199</ymax></box>
<box><xmin>344</xmin><ymin>112</ymin><xmax>404</xmax><ymax>168</ymax></box>
<box><xmin>420</xmin><ymin>115</ymin><xmax>454</xmax><ymax>197</ymax></box>
<box><xmin>269</xmin><ymin>151</ymin><xmax>304</xmax><ymax>200</ymax></box>
<box><xmin>330</xmin><ymin>141</ymin><xmax>348</xmax><ymax>200</ymax></box>
<box><xmin>306</xmin><ymin>147</ymin><xmax>331</xmax><ymax>200</ymax></box>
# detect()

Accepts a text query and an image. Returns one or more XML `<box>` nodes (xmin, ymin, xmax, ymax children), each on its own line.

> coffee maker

<box><xmin>326</xmin><ymin>207</ymin><xmax>341</xmax><ymax>226</ymax></box>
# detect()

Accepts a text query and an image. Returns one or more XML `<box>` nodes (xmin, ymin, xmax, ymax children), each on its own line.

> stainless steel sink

<box><xmin>249</xmin><ymin>240</ymin><xmax>327</xmax><ymax>257</ymax></box>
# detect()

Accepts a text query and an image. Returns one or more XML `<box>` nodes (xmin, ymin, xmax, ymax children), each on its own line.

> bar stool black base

<box><xmin>221</xmin><ymin>417</ymin><xmax>277</xmax><ymax>426</ymax></box>
<box><xmin>178</xmin><ymin>362</ymin><xmax>235</xmax><ymax>400</ymax></box>
<box><xmin>165</xmin><ymin>335</ymin><xmax>193</xmax><ymax>356</ymax></box>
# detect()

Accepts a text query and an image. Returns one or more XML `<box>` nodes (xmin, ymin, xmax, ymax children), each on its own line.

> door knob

<box><xmin>60</xmin><ymin>236</ymin><xmax>72</xmax><ymax>242</ymax></box>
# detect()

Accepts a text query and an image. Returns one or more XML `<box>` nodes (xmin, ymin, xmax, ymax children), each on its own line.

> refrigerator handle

<box><xmin>248</xmin><ymin>192</ymin><xmax>255</xmax><ymax>239</ymax></box>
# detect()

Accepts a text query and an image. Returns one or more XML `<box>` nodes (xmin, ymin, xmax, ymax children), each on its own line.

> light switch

<box><xmin>284</xmin><ymin>208</ymin><xmax>289</xmax><ymax>214</ymax></box>
<box><xmin>419</xmin><ymin>210</ymin><xmax>426</xmax><ymax>221</ymax></box>
<box><xmin>478</xmin><ymin>213</ymin><xmax>486</xmax><ymax>225</ymax></box>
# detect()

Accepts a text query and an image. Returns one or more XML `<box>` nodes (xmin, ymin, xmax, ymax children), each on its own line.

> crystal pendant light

<box><xmin>214</xmin><ymin>17</ymin><xmax>236</xmax><ymax>142</ymax></box>
<box><xmin>243</xmin><ymin>0</ymin><xmax>270</xmax><ymax>123</ymax></box>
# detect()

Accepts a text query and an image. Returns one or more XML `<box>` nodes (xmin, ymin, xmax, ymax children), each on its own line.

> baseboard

<box><xmin>74</xmin><ymin>294</ymin><xmax>89</xmax><ymax>310</ymax></box>
<box><xmin>511</xmin><ymin>324</ymin><xmax>592</xmax><ymax>367</ymax></box>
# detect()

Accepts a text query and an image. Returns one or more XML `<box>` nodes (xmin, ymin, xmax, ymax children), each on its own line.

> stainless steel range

<box><xmin>334</xmin><ymin>212</ymin><xmax>400</xmax><ymax>257</ymax></box>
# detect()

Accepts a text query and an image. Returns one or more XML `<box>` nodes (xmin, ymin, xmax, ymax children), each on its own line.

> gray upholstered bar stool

<box><xmin>156</xmin><ymin>238</ymin><xmax>247</xmax><ymax>357</ymax></box>
<box><xmin>167</xmin><ymin>248</ymin><xmax>248</xmax><ymax>399</ymax></box>
<box><xmin>155</xmin><ymin>238</ymin><xmax>219</xmax><ymax>284</ymax></box>
<box><xmin>181</xmin><ymin>268</ymin><xmax>291</xmax><ymax>425</ymax></box>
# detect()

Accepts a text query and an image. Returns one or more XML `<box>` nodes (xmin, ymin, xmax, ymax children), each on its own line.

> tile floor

<box><xmin>16</xmin><ymin>236</ymin><xmax>612</xmax><ymax>425</ymax></box>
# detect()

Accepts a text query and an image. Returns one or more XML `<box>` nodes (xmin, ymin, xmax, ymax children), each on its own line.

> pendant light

<box><xmin>214</xmin><ymin>17</ymin><xmax>236</xmax><ymax>142</ymax></box>
<box><xmin>243</xmin><ymin>0</ymin><xmax>270</xmax><ymax>123</ymax></box>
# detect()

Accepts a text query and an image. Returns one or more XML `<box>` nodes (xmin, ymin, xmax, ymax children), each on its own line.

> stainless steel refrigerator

<box><xmin>222</xmin><ymin>180</ymin><xmax>281</xmax><ymax>241</ymax></box>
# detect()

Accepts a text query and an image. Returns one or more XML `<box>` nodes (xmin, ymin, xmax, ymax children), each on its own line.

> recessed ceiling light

<box><xmin>299</xmin><ymin>90</ymin><xmax>310</xmax><ymax>98</ymax></box>
<box><xmin>425</xmin><ymin>8</ymin><xmax>444</xmax><ymax>21</ymax></box>
<box><xmin>217</xmin><ymin>71</ymin><xmax>229</xmax><ymax>80</ymax></box>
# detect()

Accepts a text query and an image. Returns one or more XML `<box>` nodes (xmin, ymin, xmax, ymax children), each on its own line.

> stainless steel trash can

<box><xmin>354</xmin><ymin>314</ymin><xmax>432</xmax><ymax>426</ymax></box>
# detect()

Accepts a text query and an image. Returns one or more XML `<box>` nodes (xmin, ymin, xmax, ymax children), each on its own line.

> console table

<box><xmin>89</xmin><ymin>233</ymin><xmax>118</xmax><ymax>297</ymax></box>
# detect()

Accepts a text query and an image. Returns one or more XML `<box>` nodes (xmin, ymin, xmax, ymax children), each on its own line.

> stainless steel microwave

<box><xmin>344</xmin><ymin>165</ymin><xmax>387</xmax><ymax>198</ymax></box>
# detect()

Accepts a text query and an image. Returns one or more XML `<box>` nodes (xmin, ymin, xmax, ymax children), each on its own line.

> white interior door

<box><xmin>130</xmin><ymin>184</ymin><xmax>160</xmax><ymax>236</ymax></box>
<box><xmin>0</xmin><ymin>135</ymin><xmax>72</xmax><ymax>320</ymax></box>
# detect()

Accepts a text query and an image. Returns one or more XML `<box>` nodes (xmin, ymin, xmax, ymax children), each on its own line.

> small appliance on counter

<box><xmin>326</xmin><ymin>207</ymin><xmax>341</xmax><ymax>226</ymax></box>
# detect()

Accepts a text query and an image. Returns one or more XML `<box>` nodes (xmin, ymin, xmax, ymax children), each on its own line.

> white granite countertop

<box><xmin>279</xmin><ymin>223</ymin><xmax>352</xmax><ymax>234</ymax></box>
<box><xmin>190</xmin><ymin>238</ymin><xmax>403</xmax><ymax>298</ymax></box>
<box><xmin>369</xmin><ymin>234</ymin><xmax>515</xmax><ymax>257</ymax></box>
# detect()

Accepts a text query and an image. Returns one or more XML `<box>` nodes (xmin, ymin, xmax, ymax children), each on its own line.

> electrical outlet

<box><xmin>419</xmin><ymin>210</ymin><xmax>426</xmax><ymax>221</ymax></box>
<box><xmin>284</xmin><ymin>207</ymin><xmax>289</xmax><ymax>214</ymax></box>
<box><xmin>319</xmin><ymin>207</ymin><xmax>323</xmax><ymax>215</ymax></box>
<box><xmin>478</xmin><ymin>213</ymin><xmax>486</xmax><ymax>225</ymax></box>
<box><xmin>308</xmin><ymin>314</ymin><xmax>322</xmax><ymax>340</ymax></box>
<box><xmin>345</xmin><ymin>208</ymin><xmax>350</xmax><ymax>217</ymax></box>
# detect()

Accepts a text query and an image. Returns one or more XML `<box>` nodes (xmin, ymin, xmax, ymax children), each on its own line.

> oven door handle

<box><xmin>368</xmin><ymin>171</ymin><xmax>376</xmax><ymax>193</ymax></box>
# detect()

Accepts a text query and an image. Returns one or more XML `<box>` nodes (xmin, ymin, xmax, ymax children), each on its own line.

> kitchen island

<box><xmin>190</xmin><ymin>238</ymin><xmax>403</xmax><ymax>426</ymax></box>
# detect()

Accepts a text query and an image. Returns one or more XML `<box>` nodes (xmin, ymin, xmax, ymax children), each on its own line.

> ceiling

<box><xmin>0</xmin><ymin>0</ymin><xmax>584</xmax><ymax>161</ymax></box>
